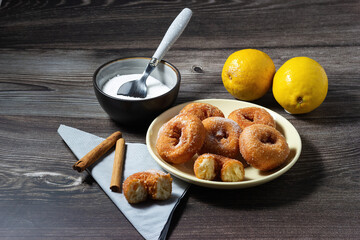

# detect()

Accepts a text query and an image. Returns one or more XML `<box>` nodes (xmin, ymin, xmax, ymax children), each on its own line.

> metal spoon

<box><xmin>117</xmin><ymin>8</ymin><xmax>192</xmax><ymax>98</ymax></box>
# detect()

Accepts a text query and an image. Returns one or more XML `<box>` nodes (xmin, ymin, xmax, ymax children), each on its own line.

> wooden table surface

<box><xmin>1</xmin><ymin>1</ymin><xmax>359</xmax><ymax>239</ymax></box>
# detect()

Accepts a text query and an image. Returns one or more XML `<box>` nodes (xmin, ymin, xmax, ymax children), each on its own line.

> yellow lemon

<box><xmin>273</xmin><ymin>57</ymin><xmax>328</xmax><ymax>114</ymax></box>
<box><xmin>222</xmin><ymin>49</ymin><xmax>275</xmax><ymax>101</ymax></box>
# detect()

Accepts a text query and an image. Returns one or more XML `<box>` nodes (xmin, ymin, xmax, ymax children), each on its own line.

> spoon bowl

<box><xmin>116</xmin><ymin>74</ymin><xmax>148</xmax><ymax>98</ymax></box>
<box><xmin>116</xmin><ymin>58</ymin><xmax>157</xmax><ymax>98</ymax></box>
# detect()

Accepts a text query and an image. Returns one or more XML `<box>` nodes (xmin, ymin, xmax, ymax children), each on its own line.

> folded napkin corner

<box><xmin>58</xmin><ymin>124</ymin><xmax>190</xmax><ymax>240</ymax></box>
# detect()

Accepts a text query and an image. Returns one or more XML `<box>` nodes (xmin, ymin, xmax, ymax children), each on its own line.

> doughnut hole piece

<box><xmin>239</xmin><ymin>124</ymin><xmax>290</xmax><ymax>171</ymax></box>
<box><xmin>199</xmin><ymin>117</ymin><xmax>241</xmax><ymax>159</ymax></box>
<box><xmin>228</xmin><ymin>107</ymin><xmax>276</xmax><ymax>130</ymax></box>
<box><xmin>220</xmin><ymin>160</ymin><xmax>245</xmax><ymax>182</ymax></box>
<box><xmin>193</xmin><ymin>154</ymin><xmax>219</xmax><ymax>180</ymax></box>
<box><xmin>194</xmin><ymin>154</ymin><xmax>245</xmax><ymax>182</ymax></box>
<box><xmin>123</xmin><ymin>170</ymin><xmax>173</xmax><ymax>204</ymax></box>
<box><xmin>123</xmin><ymin>177</ymin><xmax>147</xmax><ymax>204</ymax></box>
<box><xmin>156</xmin><ymin>114</ymin><xmax>206</xmax><ymax>164</ymax></box>
<box><xmin>146</xmin><ymin>170</ymin><xmax>173</xmax><ymax>200</ymax></box>
<box><xmin>179</xmin><ymin>102</ymin><xmax>225</xmax><ymax>121</ymax></box>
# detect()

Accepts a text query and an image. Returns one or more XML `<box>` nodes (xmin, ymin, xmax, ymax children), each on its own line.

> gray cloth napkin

<box><xmin>57</xmin><ymin>124</ymin><xmax>189</xmax><ymax>240</ymax></box>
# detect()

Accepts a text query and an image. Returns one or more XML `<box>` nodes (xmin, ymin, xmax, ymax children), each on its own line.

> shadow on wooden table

<box><xmin>165</xmin><ymin>136</ymin><xmax>326</xmax><ymax>238</ymax></box>
<box><xmin>185</xmin><ymin>136</ymin><xmax>325</xmax><ymax>209</ymax></box>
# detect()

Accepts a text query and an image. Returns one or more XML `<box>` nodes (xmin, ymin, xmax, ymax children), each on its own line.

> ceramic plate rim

<box><xmin>146</xmin><ymin>99</ymin><xmax>302</xmax><ymax>189</ymax></box>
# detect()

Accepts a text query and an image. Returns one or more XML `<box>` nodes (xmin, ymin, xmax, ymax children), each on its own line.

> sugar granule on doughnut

<box><xmin>239</xmin><ymin>124</ymin><xmax>290</xmax><ymax>171</ymax></box>
<box><xmin>123</xmin><ymin>170</ymin><xmax>172</xmax><ymax>204</ymax></box>
<box><xmin>156</xmin><ymin>114</ymin><xmax>206</xmax><ymax>164</ymax></box>
<box><xmin>194</xmin><ymin>153</ymin><xmax>245</xmax><ymax>182</ymax></box>
<box><xmin>199</xmin><ymin>117</ymin><xmax>241</xmax><ymax>159</ymax></box>
<box><xmin>228</xmin><ymin>107</ymin><xmax>276</xmax><ymax>130</ymax></box>
<box><xmin>179</xmin><ymin>102</ymin><xmax>225</xmax><ymax>121</ymax></box>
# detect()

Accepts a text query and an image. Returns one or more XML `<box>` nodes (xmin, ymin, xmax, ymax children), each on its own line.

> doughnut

<box><xmin>179</xmin><ymin>102</ymin><xmax>225</xmax><ymax>121</ymax></box>
<box><xmin>239</xmin><ymin>124</ymin><xmax>290</xmax><ymax>171</ymax></box>
<box><xmin>194</xmin><ymin>153</ymin><xmax>245</xmax><ymax>182</ymax></box>
<box><xmin>199</xmin><ymin>117</ymin><xmax>241</xmax><ymax>159</ymax></box>
<box><xmin>228</xmin><ymin>107</ymin><xmax>276</xmax><ymax>130</ymax></box>
<box><xmin>156</xmin><ymin>114</ymin><xmax>206</xmax><ymax>164</ymax></box>
<box><xmin>123</xmin><ymin>170</ymin><xmax>172</xmax><ymax>204</ymax></box>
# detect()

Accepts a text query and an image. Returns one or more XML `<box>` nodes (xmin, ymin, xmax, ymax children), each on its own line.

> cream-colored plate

<box><xmin>146</xmin><ymin>99</ymin><xmax>302</xmax><ymax>189</ymax></box>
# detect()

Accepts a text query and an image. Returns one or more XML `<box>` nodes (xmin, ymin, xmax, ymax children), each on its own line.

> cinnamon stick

<box><xmin>110</xmin><ymin>138</ymin><xmax>126</xmax><ymax>192</ymax></box>
<box><xmin>72</xmin><ymin>131</ymin><xmax>122</xmax><ymax>172</ymax></box>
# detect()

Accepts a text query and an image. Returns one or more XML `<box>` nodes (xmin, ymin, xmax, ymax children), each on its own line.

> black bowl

<box><xmin>93</xmin><ymin>57</ymin><xmax>181</xmax><ymax>125</ymax></box>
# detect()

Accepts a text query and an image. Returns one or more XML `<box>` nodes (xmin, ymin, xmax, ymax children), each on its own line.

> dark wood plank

<box><xmin>1</xmin><ymin>0</ymin><xmax>359</xmax><ymax>49</ymax></box>
<box><xmin>0</xmin><ymin>46</ymin><xmax>359</xmax><ymax>120</ymax></box>
<box><xmin>0</xmin><ymin>0</ymin><xmax>359</xmax><ymax>239</ymax></box>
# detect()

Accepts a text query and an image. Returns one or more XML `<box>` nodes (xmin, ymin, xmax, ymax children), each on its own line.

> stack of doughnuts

<box><xmin>156</xmin><ymin>102</ymin><xmax>290</xmax><ymax>182</ymax></box>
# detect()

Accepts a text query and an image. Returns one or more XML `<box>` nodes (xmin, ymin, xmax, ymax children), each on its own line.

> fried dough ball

<box><xmin>123</xmin><ymin>170</ymin><xmax>172</xmax><ymax>204</ymax></box>
<box><xmin>199</xmin><ymin>117</ymin><xmax>241</xmax><ymax>159</ymax></box>
<box><xmin>194</xmin><ymin>153</ymin><xmax>245</xmax><ymax>182</ymax></box>
<box><xmin>179</xmin><ymin>102</ymin><xmax>224</xmax><ymax>121</ymax></box>
<box><xmin>156</xmin><ymin>114</ymin><xmax>206</xmax><ymax>164</ymax></box>
<box><xmin>228</xmin><ymin>107</ymin><xmax>276</xmax><ymax>130</ymax></box>
<box><xmin>239</xmin><ymin>124</ymin><xmax>290</xmax><ymax>171</ymax></box>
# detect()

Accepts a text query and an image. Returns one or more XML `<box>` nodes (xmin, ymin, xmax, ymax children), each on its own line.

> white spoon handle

<box><xmin>152</xmin><ymin>8</ymin><xmax>192</xmax><ymax>63</ymax></box>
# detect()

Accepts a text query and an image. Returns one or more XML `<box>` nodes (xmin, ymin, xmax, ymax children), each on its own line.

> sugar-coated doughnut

<box><xmin>199</xmin><ymin>117</ymin><xmax>241</xmax><ymax>159</ymax></box>
<box><xmin>228</xmin><ymin>107</ymin><xmax>276</xmax><ymax>130</ymax></box>
<box><xmin>123</xmin><ymin>170</ymin><xmax>172</xmax><ymax>204</ymax></box>
<box><xmin>194</xmin><ymin>153</ymin><xmax>245</xmax><ymax>182</ymax></box>
<box><xmin>156</xmin><ymin>114</ymin><xmax>206</xmax><ymax>164</ymax></box>
<box><xmin>179</xmin><ymin>102</ymin><xmax>225</xmax><ymax>121</ymax></box>
<box><xmin>239</xmin><ymin>124</ymin><xmax>290</xmax><ymax>171</ymax></box>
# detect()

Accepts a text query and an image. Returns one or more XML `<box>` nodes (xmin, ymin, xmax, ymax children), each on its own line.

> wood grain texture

<box><xmin>0</xmin><ymin>0</ymin><xmax>359</xmax><ymax>239</ymax></box>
